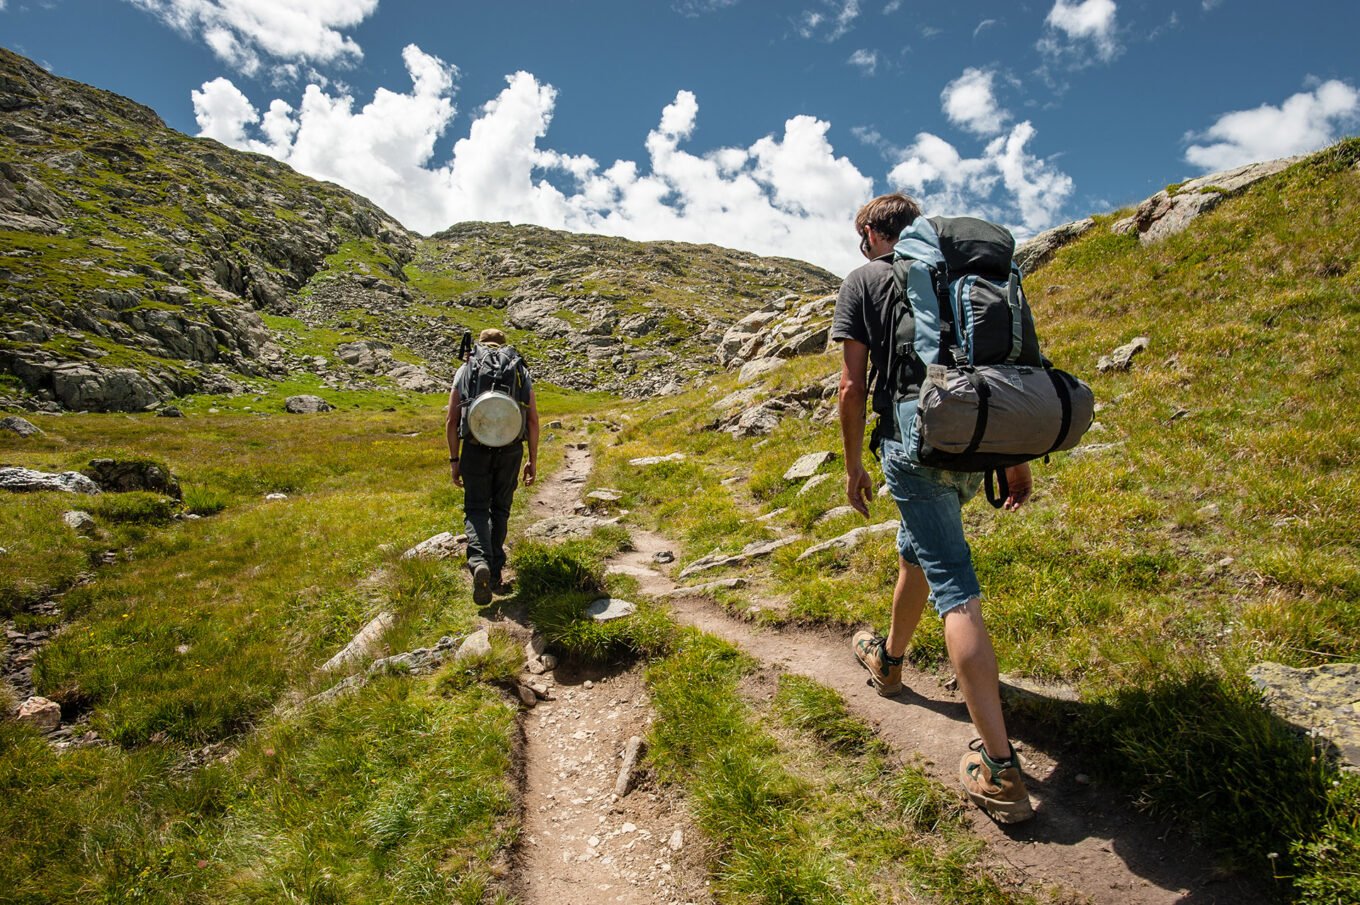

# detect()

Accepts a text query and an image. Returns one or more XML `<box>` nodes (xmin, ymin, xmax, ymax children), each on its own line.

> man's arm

<box><xmin>523</xmin><ymin>389</ymin><xmax>539</xmax><ymax>486</ymax></box>
<box><xmin>839</xmin><ymin>339</ymin><xmax>874</xmax><ymax>516</ymax></box>
<box><xmin>445</xmin><ymin>384</ymin><xmax>463</xmax><ymax>487</ymax></box>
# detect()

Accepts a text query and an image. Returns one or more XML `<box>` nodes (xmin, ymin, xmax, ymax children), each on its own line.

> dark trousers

<box><xmin>461</xmin><ymin>441</ymin><xmax>523</xmax><ymax>580</ymax></box>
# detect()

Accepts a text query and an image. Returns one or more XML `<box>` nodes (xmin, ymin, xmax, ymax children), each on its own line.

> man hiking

<box><xmin>446</xmin><ymin>328</ymin><xmax>540</xmax><ymax>605</ymax></box>
<box><xmin>833</xmin><ymin>193</ymin><xmax>1035</xmax><ymax>824</ymax></box>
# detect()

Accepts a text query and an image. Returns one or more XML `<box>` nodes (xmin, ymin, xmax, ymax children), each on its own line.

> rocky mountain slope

<box><xmin>0</xmin><ymin>47</ymin><xmax>838</xmax><ymax>412</ymax></box>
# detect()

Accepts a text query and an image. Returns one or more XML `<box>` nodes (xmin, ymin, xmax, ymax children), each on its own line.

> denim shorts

<box><xmin>880</xmin><ymin>439</ymin><xmax>983</xmax><ymax>616</ymax></box>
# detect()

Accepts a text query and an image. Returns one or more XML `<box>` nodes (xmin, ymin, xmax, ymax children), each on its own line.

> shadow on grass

<box><xmin>993</xmin><ymin>668</ymin><xmax>1337</xmax><ymax>902</ymax></box>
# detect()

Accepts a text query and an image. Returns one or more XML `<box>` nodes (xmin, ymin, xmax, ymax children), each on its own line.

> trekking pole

<box><xmin>458</xmin><ymin>330</ymin><xmax>472</xmax><ymax>362</ymax></box>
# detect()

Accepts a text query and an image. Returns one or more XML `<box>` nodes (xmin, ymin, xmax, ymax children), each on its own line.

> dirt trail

<box><xmin>570</xmin><ymin>446</ymin><xmax>1266</xmax><ymax>905</ymax></box>
<box><xmin>515</xmin><ymin>441</ymin><xmax>712</xmax><ymax>905</ymax></box>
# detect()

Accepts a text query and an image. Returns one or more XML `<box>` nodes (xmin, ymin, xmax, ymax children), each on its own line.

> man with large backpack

<box><xmin>834</xmin><ymin>192</ymin><xmax>1086</xmax><ymax>824</ymax></box>
<box><xmin>446</xmin><ymin>328</ymin><xmax>539</xmax><ymax>605</ymax></box>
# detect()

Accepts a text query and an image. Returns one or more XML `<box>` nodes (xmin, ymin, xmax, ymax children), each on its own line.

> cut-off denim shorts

<box><xmin>880</xmin><ymin>439</ymin><xmax>983</xmax><ymax>616</ymax></box>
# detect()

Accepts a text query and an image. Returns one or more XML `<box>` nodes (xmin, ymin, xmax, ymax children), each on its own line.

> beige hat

<box><xmin>478</xmin><ymin>328</ymin><xmax>508</xmax><ymax>345</ymax></box>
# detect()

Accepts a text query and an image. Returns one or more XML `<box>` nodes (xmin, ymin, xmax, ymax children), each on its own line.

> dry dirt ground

<box><xmin>512</xmin><ymin>441</ymin><xmax>713</xmax><ymax>905</ymax></box>
<box><xmin>515</xmin><ymin>440</ymin><xmax>1268</xmax><ymax>905</ymax></box>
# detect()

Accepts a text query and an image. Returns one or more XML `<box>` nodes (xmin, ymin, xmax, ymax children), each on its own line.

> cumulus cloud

<box><xmin>1039</xmin><ymin>0</ymin><xmax>1120</xmax><ymax>65</ymax></box>
<box><xmin>888</xmin><ymin>123</ymin><xmax>1073</xmax><ymax>237</ymax></box>
<box><xmin>941</xmin><ymin>68</ymin><xmax>1008</xmax><ymax>136</ymax></box>
<box><xmin>847</xmin><ymin>49</ymin><xmax>879</xmax><ymax>76</ymax></box>
<box><xmin>124</xmin><ymin>0</ymin><xmax>377</xmax><ymax>76</ymax></box>
<box><xmin>1185</xmin><ymin>80</ymin><xmax>1360</xmax><ymax>171</ymax></box>
<box><xmin>193</xmin><ymin>45</ymin><xmax>877</xmax><ymax>274</ymax></box>
<box><xmin>797</xmin><ymin>0</ymin><xmax>860</xmax><ymax>40</ymax></box>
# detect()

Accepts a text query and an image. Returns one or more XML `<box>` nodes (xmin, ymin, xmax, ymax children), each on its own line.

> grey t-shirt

<box><xmin>831</xmin><ymin>255</ymin><xmax>897</xmax><ymax>424</ymax></box>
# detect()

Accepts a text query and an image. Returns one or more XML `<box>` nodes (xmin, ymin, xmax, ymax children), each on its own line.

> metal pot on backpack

<box><xmin>466</xmin><ymin>390</ymin><xmax>525</xmax><ymax>447</ymax></box>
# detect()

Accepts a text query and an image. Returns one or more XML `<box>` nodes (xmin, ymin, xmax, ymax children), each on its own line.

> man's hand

<box><xmin>450</xmin><ymin>460</ymin><xmax>462</xmax><ymax>488</ymax></box>
<box><xmin>846</xmin><ymin>464</ymin><xmax>874</xmax><ymax>517</ymax></box>
<box><xmin>1002</xmin><ymin>462</ymin><xmax>1032</xmax><ymax>511</ymax></box>
<box><xmin>523</xmin><ymin>461</ymin><xmax>536</xmax><ymax>486</ymax></box>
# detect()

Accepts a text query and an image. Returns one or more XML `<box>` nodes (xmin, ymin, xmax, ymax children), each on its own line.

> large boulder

<box><xmin>51</xmin><ymin>363</ymin><xmax>165</xmax><ymax>412</ymax></box>
<box><xmin>0</xmin><ymin>415</ymin><xmax>43</xmax><ymax>437</ymax></box>
<box><xmin>1111</xmin><ymin>156</ymin><xmax>1302</xmax><ymax>244</ymax></box>
<box><xmin>0</xmin><ymin>467</ymin><xmax>100</xmax><ymax>494</ymax></box>
<box><xmin>84</xmin><ymin>458</ymin><xmax>182</xmax><ymax>499</ymax></box>
<box><xmin>284</xmin><ymin>394</ymin><xmax>333</xmax><ymax>414</ymax></box>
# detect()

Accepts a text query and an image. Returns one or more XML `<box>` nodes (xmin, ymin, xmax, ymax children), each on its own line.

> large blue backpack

<box><xmin>875</xmin><ymin>216</ymin><xmax>1094</xmax><ymax>505</ymax></box>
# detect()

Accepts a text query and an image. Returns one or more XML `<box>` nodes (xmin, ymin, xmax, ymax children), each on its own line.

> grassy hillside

<box><xmin>2</xmin><ymin>141</ymin><xmax>1356</xmax><ymax>904</ymax></box>
<box><xmin>585</xmin><ymin>139</ymin><xmax>1360</xmax><ymax>893</ymax></box>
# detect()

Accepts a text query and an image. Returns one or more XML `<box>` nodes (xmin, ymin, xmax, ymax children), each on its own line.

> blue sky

<box><xmin>3</xmin><ymin>0</ymin><xmax>1357</xmax><ymax>274</ymax></box>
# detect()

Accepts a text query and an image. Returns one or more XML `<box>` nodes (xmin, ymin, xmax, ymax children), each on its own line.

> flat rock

<box><xmin>796</xmin><ymin>521</ymin><xmax>898</xmax><ymax>561</ymax></box>
<box><xmin>798</xmin><ymin>473</ymin><xmax>832</xmax><ymax>496</ymax></box>
<box><xmin>284</xmin><ymin>394</ymin><xmax>333</xmax><ymax>414</ymax></box>
<box><xmin>1014</xmin><ymin>217</ymin><xmax>1096</xmax><ymax>273</ymax></box>
<box><xmin>321</xmin><ymin>612</ymin><xmax>395</xmax><ymax>673</ymax></box>
<box><xmin>586</xmin><ymin>489</ymin><xmax>623</xmax><ymax>503</ymax></box>
<box><xmin>815</xmin><ymin>505</ymin><xmax>856</xmax><ymax>524</ymax></box>
<box><xmin>524</xmin><ymin>514</ymin><xmax>620</xmax><ymax>540</ymax></box>
<box><xmin>586</xmin><ymin>597</ymin><xmax>637</xmax><ymax>622</ymax></box>
<box><xmin>784</xmin><ymin>451</ymin><xmax>835</xmax><ymax>481</ymax></box>
<box><xmin>679</xmin><ymin>535</ymin><xmax>802</xmax><ymax>578</ymax></box>
<box><xmin>628</xmin><ymin>452</ymin><xmax>686</xmax><ymax>466</ymax></box>
<box><xmin>84</xmin><ymin>458</ymin><xmax>181</xmax><ymax>499</ymax></box>
<box><xmin>401</xmin><ymin>531</ymin><xmax>465</xmax><ymax>559</ymax></box>
<box><xmin>0</xmin><ymin>467</ymin><xmax>101</xmax><ymax>495</ymax></box>
<box><xmin>0</xmin><ymin>416</ymin><xmax>42</xmax><ymax>437</ymax></box>
<box><xmin>1248</xmin><ymin>661</ymin><xmax>1360</xmax><ymax>768</ymax></box>
<box><xmin>662</xmin><ymin>577</ymin><xmax>748</xmax><ymax>598</ymax></box>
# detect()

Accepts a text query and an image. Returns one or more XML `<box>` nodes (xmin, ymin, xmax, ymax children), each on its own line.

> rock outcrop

<box><xmin>1112</xmin><ymin>157</ymin><xmax>1303</xmax><ymax>245</ymax></box>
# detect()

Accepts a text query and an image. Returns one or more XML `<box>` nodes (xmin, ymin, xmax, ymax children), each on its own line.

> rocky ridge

<box><xmin>0</xmin><ymin>47</ymin><xmax>840</xmax><ymax>411</ymax></box>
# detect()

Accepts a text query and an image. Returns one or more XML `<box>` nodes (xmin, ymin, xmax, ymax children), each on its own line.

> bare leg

<box><xmin>885</xmin><ymin>558</ymin><xmax>929</xmax><ymax>659</ymax></box>
<box><xmin>943</xmin><ymin>599</ymin><xmax>1012</xmax><ymax>761</ymax></box>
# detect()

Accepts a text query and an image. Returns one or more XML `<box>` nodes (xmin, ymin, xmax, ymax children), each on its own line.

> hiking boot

<box><xmin>959</xmin><ymin>738</ymin><xmax>1034</xmax><ymax>824</ymax></box>
<box><xmin>471</xmin><ymin>562</ymin><xmax>492</xmax><ymax>606</ymax></box>
<box><xmin>852</xmin><ymin>630</ymin><xmax>904</xmax><ymax>696</ymax></box>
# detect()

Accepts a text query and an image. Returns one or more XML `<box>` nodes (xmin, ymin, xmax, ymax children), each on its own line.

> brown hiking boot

<box><xmin>471</xmin><ymin>563</ymin><xmax>492</xmax><ymax>606</ymax></box>
<box><xmin>852</xmin><ymin>630</ymin><xmax>904</xmax><ymax>696</ymax></box>
<box><xmin>959</xmin><ymin>738</ymin><xmax>1034</xmax><ymax>824</ymax></box>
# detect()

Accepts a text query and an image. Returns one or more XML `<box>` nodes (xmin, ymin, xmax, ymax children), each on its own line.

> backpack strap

<box><xmin>1005</xmin><ymin>266</ymin><xmax>1025</xmax><ymax>364</ymax></box>
<box><xmin>1043</xmin><ymin>368</ymin><xmax>1076</xmax><ymax>455</ymax></box>
<box><xmin>930</xmin><ymin>265</ymin><xmax>968</xmax><ymax>367</ymax></box>
<box><xmin>985</xmin><ymin>467</ymin><xmax>1009</xmax><ymax>510</ymax></box>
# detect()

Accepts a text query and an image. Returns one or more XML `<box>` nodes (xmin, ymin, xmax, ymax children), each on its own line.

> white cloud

<box><xmin>941</xmin><ymin>68</ymin><xmax>1008</xmax><ymax>136</ymax></box>
<box><xmin>124</xmin><ymin>0</ymin><xmax>377</xmax><ymax>76</ymax></box>
<box><xmin>882</xmin><ymin>0</ymin><xmax>902</xmax><ymax>13</ymax></box>
<box><xmin>847</xmin><ymin>49</ymin><xmax>879</xmax><ymax>76</ymax></box>
<box><xmin>1039</xmin><ymin>0</ymin><xmax>1120</xmax><ymax>65</ymax></box>
<box><xmin>672</xmin><ymin>0</ymin><xmax>739</xmax><ymax>15</ymax></box>
<box><xmin>1185</xmin><ymin>80</ymin><xmax>1360</xmax><ymax>171</ymax></box>
<box><xmin>887</xmin><ymin>123</ymin><xmax>1073</xmax><ymax>237</ymax></box>
<box><xmin>973</xmin><ymin>18</ymin><xmax>998</xmax><ymax>38</ymax></box>
<box><xmin>797</xmin><ymin>0</ymin><xmax>860</xmax><ymax>40</ymax></box>
<box><xmin>193</xmin><ymin>46</ymin><xmax>877</xmax><ymax>274</ymax></box>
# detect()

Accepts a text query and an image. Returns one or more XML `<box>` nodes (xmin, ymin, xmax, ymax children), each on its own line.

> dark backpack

<box><xmin>458</xmin><ymin>334</ymin><xmax>531</xmax><ymax>445</ymax></box>
<box><xmin>874</xmin><ymin>216</ymin><xmax>1094</xmax><ymax>506</ymax></box>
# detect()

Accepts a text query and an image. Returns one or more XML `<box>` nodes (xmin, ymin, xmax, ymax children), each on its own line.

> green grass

<box><xmin>585</xmin><ymin>140</ymin><xmax>1360</xmax><ymax>895</ymax></box>
<box><xmin>646</xmin><ymin>633</ymin><xmax>1027</xmax><ymax>903</ymax></box>
<box><xmin>0</xmin><ymin>403</ymin><xmax>544</xmax><ymax>902</ymax></box>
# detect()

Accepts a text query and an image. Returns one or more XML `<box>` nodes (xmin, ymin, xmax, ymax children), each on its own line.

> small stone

<box><xmin>783</xmin><ymin>450</ymin><xmax>835</xmax><ymax>481</ymax></box>
<box><xmin>547</xmin><ymin>420</ymin><xmax>563</xmax><ymax>428</ymax></box>
<box><xmin>455</xmin><ymin>629</ymin><xmax>492</xmax><ymax>661</ymax></box>
<box><xmin>264</xmin><ymin>492</ymin><xmax>288</xmax><ymax>500</ymax></box>
<box><xmin>284</xmin><ymin>394</ymin><xmax>333</xmax><ymax>414</ymax></box>
<box><xmin>176</xmin><ymin>644</ymin><xmax>190</xmax><ymax>655</ymax></box>
<box><xmin>540</xmin><ymin>653</ymin><xmax>558</xmax><ymax>670</ymax></box>
<box><xmin>156</xmin><ymin>406</ymin><xmax>183</xmax><ymax>418</ymax></box>
<box><xmin>62</xmin><ymin>510</ymin><xmax>95</xmax><ymax>533</ymax></box>
<box><xmin>526</xmin><ymin>658</ymin><xmax>547</xmax><ymax>675</ymax></box>
<box><xmin>628</xmin><ymin>452</ymin><xmax>686</xmax><ymax>467</ymax></box>
<box><xmin>668</xmin><ymin>829</ymin><xmax>684</xmax><ymax>851</ymax></box>
<box><xmin>583</xmin><ymin>680</ymin><xmax>594</xmax><ymax>689</ymax></box>
<box><xmin>17</xmin><ymin>696</ymin><xmax>62</xmax><ymax>732</ymax></box>
<box><xmin>652</xmin><ymin>550</ymin><xmax>675</xmax><ymax>564</ymax></box>
<box><xmin>516</xmin><ymin>684</ymin><xmax>537</xmax><ymax>707</ymax></box>
<box><xmin>587</xmin><ymin>598</ymin><xmax>637</xmax><ymax>622</ymax></box>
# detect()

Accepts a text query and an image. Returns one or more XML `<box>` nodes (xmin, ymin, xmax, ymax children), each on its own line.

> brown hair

<box><xmin>855</xmin><ymin>193</ymin><xmax>921</xmax><ymax>239</ymax></box>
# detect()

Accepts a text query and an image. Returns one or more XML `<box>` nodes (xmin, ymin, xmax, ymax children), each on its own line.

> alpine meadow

<box><xmin>2</xmin><ymin>44</ymin><xmax>1359</xmax><ymax>905</ymax></box>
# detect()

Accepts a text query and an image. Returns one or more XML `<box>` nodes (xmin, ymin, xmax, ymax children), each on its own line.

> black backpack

<box><xmin>457</xmin><ymin>333</ymin><xmax>531</xmax><ymax>444</ymax></box>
